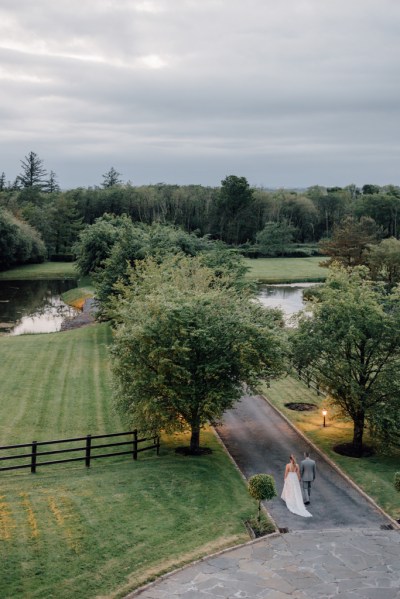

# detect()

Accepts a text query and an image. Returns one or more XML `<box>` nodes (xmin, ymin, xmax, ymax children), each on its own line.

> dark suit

<box><xmin>300</xmin><ymin>457</ymin><xmax>316</xmax><ymax>503</ymax></box>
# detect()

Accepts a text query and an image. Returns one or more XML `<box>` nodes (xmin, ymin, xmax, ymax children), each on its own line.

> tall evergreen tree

<box><xmin>44</xmin><ymin>170</ymin><xmax>61</xmax><ymax>193</ymax></box>
<box><xmin>18</xmin><ymin>151</ymin><xmax>47</xmax><ymax>190</ymax></box>
<box><xmin>102</xmin><ymin>167</ymin><xmax>123</xmax><ymax>188</ymax></box>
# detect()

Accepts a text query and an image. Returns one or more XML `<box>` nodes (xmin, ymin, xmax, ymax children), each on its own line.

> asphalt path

<box><xmin>216</xmin><ymin>394</ymin><xmax>390</xmax><ymax>532</ymax></box>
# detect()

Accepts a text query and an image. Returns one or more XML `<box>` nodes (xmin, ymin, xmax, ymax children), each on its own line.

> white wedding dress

<box><xmin>281</xmin><ymin>472</ymin><xmax>312</xmax><ymax>517</ymax></box>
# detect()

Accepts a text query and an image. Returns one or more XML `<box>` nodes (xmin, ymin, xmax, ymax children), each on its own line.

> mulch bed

<box><xmin>175</xmin><ymin>446</ymin><xmax>213</xmax><ymax>456</ymax></box>
<box><xmin>284</xmin><ymin>402</ymin><xmax>318</xmax><ymax>411</ymax></box>
<box><xmin>333</xmin><ymin>442</ymin><xmax>375</xmax><ymax>458</ymax></box>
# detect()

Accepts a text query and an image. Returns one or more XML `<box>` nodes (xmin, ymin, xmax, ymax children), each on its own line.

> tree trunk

<box><xmin>352</xmin><ymin>414</ymin><xmax>365</xmax><ymax>457</ymax></box>
<box><xmin>190</xmin><ymin>426</ymin><xmax>200</xmax><ymax>453</ymax></box>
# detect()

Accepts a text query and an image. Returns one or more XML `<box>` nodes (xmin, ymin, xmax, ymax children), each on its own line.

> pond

<box><xmin>0</xmin><ymin>279</ymin><xmax>80</xmax><ymax>336</ymax></box>
<box><xmin>0</xmin><ymin>279</ymin><xmax>316</xmax><ymax>336</ymax></box>
<box><xmin>257</xmin><ymin>283</ymin><xmax>318</xmax><ymax>319</ymax></box>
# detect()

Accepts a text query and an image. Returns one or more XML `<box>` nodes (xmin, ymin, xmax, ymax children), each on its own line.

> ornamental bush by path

<box><xmin>248</xmin><ymin>474</ymin><xmax>277</xmax><ymax>523</ymax></box>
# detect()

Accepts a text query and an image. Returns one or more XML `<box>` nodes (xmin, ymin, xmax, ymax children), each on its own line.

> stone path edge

<box><xmin>261</xmin><ymin>392</ymin><xmax>400</xmax><ymax>530</ymax></box>
<box><xmin>124</xmin><ymin>531</ymin><xmax>281</xmax><ymax>598</ymax></box>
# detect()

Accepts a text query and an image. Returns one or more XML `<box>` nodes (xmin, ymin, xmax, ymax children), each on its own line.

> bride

<box><xmin>281</xmin><ymin>454</ymin><xmax>312</xmax><ymax>518</ymax></box>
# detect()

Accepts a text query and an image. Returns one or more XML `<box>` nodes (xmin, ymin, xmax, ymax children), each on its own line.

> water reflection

<box><xmin>0</xmin><ymin>279</ymin><xmax>79</xmax><ymax>335</ymax></box>
<box><xmin>257</xmin><ymin>283</ymin><xmax>318</xmax><ymax>319</ymax></box>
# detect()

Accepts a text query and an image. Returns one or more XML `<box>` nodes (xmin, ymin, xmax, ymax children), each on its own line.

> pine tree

<box><xmin>18</xmin><ymin>151</ymin><xmax>47</xmax><ymax>189</ymax></box>
<box><xmin>44</xmin><ymin>170</ymin><xmax>61</xmax><ymax>193</ymax></box>
<box><xmin>102</xmin><ymin>167</ymin><xmax>123</xmax><ymax>188</ymax></box>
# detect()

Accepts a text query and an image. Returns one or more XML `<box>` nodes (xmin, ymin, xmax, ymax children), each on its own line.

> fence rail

<box><xmin>0</xmin><ymin>430</ymin><xmax>160</xmax><ymax>474</ymax></box>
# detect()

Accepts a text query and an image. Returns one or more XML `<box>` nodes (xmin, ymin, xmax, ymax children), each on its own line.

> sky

<box><xmin>1</xmin><ymin>0</ymin><xmax>400</xmax><ymax>190</ymax></box>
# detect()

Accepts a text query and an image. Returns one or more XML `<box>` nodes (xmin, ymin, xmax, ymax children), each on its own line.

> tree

<box><xmin>93</xmin><ymin>223</ymin><xmax>213</xmax><ymax>317</ymax></box>
<box><xmin>319</xmin><ymin>216</ymin><xmax>380</xmax><ymax>267</ymax></box>
<box><xmin>44</xmin><ymin>170</ymin><xmax>61</xmax><ymax>193</ymax></box>
<box><xmin>0</xmin><ymin>208</ymin><xmax>46</xmax><ymax>270</ymax></box>
<box><xmin>0</xmin><ymin>172</ymin><xmax>6</xmax><ymax>191</ymax></box>
<box><xmin>366</xmin><ymin>237</ymin><xmax>400</xmax><ymax>288</ymax></box>
<box><xmin>102</xmin><ymin>167</ymin><xmax>123</xmax><ymax>188</ymax></box>
<box><xmin>291</xmin><ymin>267</ymin><xmax>400</xmax><ymax>456</ymax></box>
<box><xmin>256</xmin><ymin>221</ymin><xmax>297</xmax><ymax>256</ymax></box>
<box><xmin>111</xmin><ymin>255</ymin><xmax>286</xmax><ymax>453</ymax></box>
<box><xmin>248</xmin><ymin>474</ymin><xmax>277</xmax><ymax>524</ymax></box>
<box><xmin>362</xmin><ymin>184</ymin><xmax>381</xmax><ymax>195</ymax></box>
<box><xmin>18</xmin><ymin>151</ymin><xmax>47</xmax><ymax>190</ymax></box>
<box><xmin>48</xmin><ymin>195</ymin><xmax>83</xmax><ymax>256</ymax></box>
<box><xmin>213</xmin><ymin>175</ymin><xmax>255</xmax><ymax>244</ymax></box>
<box><xmin>73</xmin><ymin>213</ymin><xmax>134</xmax><ymax>276</ymax></box>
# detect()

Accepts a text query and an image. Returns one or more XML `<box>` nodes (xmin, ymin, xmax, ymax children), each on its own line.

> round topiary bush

<box><xmin>248</xmin><ymin>474</ymin><xmax>277</xmax><ymax>523</ymax></box>
<box><xmin>394</xmin><ymin>472</ymin><xmax>400</xmax><ymax>493</ymax></box>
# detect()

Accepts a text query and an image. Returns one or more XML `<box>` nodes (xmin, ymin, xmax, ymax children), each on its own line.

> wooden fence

<box><xmin>0</xmin><ymin>430</ymin><xmax>160</xmax><ymax>474</ymax></box>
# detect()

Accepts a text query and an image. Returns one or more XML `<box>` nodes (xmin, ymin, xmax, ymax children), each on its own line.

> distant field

<box><xmin>0</xmin><ymin>261</ymin><xmax>77</xmax><ymax>280</ymax></box>
<box><xmin>0</xmin><ymin>258</ymin><xmax>328</xmax><ymax>284</ymax></box>
<box><xmin>0</xmin><ymin>324</ymin><xmax>257</xmax><ymax>598</ymax></box>
<box><xmin>244</xmin><ymin>257</ymin><xmax>327</xmax><ymax>283</ymax></box>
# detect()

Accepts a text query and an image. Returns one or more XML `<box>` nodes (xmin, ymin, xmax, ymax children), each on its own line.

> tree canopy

<box><xmin>111</xmin><ymin>255</ymin><xmax>286</xmax><ymax>453</ymax></box>
<box><xmin>291</xmin><ymin>267</ymin><xmax>400</xmax><ymax>456</ymax></box>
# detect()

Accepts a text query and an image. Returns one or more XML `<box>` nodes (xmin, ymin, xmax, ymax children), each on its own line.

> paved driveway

<box><xmin>127</xmin><ymin>394</ymin><xmax>399</xmax><ymax>599</ymax></box>
<box><xmin>216</xmin><ymin>394</ymin><xmax>390</xmax><ymax>531</ymax></box>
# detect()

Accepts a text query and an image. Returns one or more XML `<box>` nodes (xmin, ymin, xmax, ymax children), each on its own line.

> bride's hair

<box><xmin>290</xmin><ymin>454</ymin><xmax>297</xmax><ymax>464</ymax></box>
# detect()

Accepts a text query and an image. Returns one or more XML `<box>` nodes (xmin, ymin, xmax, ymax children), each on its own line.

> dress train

<box><xmin>281</xmin><ymin>472</ymin><xmax>312</xmax><ymax>517</ymax></box>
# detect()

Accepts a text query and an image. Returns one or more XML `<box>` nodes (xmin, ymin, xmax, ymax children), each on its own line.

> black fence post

<box><xmin>133</xmin><ymin>430</ymin><xmax>138</xmax><ymax>460</ymax></box>
<box><xmin>156</xmin><ymin>435</ymin><xmax>160</xmax><ymax>455</ymax></box>
<box><xmin>31</xmin><ymin>441</ymin><xmax>37</xmax><ymax>473</ymax></box>
<box><xmin>85</xmin><ymin>434</ymin><xmax>92</xmax><ymax>468</ymax></box>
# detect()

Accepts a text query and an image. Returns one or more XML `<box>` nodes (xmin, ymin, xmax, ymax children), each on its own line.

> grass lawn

<box><xmin>0</xmin><ymin>262</ymin><xmax>78</xmax><ymax>280</ymax></box>
<box><xmin>243</xmin><ymin>257</ymin><xmax>327</xmax><ymax>283</ymax></box>
<box><xmin>0</xmin><ymin>324</ymin><xmax>257</xmax><ymax>599</ymax></box>
<box><xmin>261</xmin><ymin>375</ymin><xmax>400</xmax><ymax>520</ymax></box>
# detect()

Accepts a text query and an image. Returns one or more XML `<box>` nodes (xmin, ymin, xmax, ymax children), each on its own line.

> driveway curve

<box><xmin>216</xmin><ymin>394</ymin><xmax>391</xmax><ymax>531</ymax></box>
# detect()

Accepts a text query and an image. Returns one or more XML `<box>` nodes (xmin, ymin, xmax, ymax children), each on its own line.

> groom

<box><xmin>300</xmin><ymin>452</ymin><xmax>316</xmax><ymax>504</ymax></box>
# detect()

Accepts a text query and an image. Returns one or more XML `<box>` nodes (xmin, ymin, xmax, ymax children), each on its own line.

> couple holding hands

<box><xmin>281</xmin><ymin>452</ymin><xmax>316</xmax><ymax>518</ymax></box>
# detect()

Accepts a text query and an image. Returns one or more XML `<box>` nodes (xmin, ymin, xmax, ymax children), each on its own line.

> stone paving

<box><xmin>128</xmin><ymin>528</ymin><xmax>400</xmax><ymax>599</ymax></box>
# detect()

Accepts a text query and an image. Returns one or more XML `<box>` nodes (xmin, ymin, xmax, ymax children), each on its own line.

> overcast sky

<box><xmin>1</xmin><ymin>0</ymin><xmax>400</xmax><ymax>189</ymax></box>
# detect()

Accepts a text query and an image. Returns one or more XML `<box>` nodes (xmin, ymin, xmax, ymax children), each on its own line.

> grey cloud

<box><xmin>1</xmin><ymin>0</ymin><xmax>400</xmax><ymax>187</ymax></box>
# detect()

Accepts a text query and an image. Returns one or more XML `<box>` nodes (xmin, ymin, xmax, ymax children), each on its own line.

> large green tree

<box><xmin>213</xmin><ymin>175</ymin><xmax>256</xmax><ymax>244</ymax></box>
<box><xmin>366</xmin><ymin>237</ymin><xmax>400</xmax><ymax>288</ymax></box>
<box><xmin>319</xmin><ymin>216</ymin><xmax>380</xmax><ymax>267</ymax></box>
<box><xmin>0</xmin><ymin>208</ymin><xmax>46</xmax><ymax>270</ymax></box>
<box><xmin>111</xmin><ymin>255</ymin><xmax>286</xmax><ymax>453</ymax></box>
<box><xmin>291</xmin><ymin>267</ymin><xmax>400</xmax><ymax>456</ymax></box>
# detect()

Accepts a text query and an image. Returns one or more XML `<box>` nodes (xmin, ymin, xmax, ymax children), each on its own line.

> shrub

<box><xmin>248</xmin><ymin>474</ymin><xmax>277</xmax><ymax>523</ymax></box>
<box><xmin>394</xmin><ymin>472</ymin><xmax>400</xmax><ymax>493</ymax></box>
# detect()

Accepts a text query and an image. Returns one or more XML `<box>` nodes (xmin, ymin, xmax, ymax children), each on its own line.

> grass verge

<box><xmin>0</xmin><ymin>324</ymin><xmax>258</xmax><ymax>598</ymax></box>
<box><xmin>261</xmin><ymin>375</ymin><xmax>400</xmax><ymax>520</ymax></box>
<box><xmin>243</xmin><ymin>257</ymin><xmax>327</xmax><ymax>283</ymax></box>
<box><xmin>0</xmin><ymin>262</ymin><xmax>78</xmax><ymax>280</ymax></box>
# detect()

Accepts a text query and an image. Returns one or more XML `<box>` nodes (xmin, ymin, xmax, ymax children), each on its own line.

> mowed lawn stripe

<box><xmin>0</xmin><ymin>324</ymin><xmax>119</xmax><ymax>444</ymax></box>
<box><xmin>0</xmin><ymin>324</ymin><xmax>257</xmax><ymax>598</ymax></box>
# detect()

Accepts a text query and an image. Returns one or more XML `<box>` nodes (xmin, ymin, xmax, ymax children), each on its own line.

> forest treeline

<box><xmin>1</xmin><ymin>152</ymin><xmax>400</xmax><ymax>269</ymax></box>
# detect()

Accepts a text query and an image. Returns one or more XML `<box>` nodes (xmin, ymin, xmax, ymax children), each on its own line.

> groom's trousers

<box><xmin>302</xmin><ymin>480</ymin><xmax>312</xmax><ymax>502</ymax></box>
